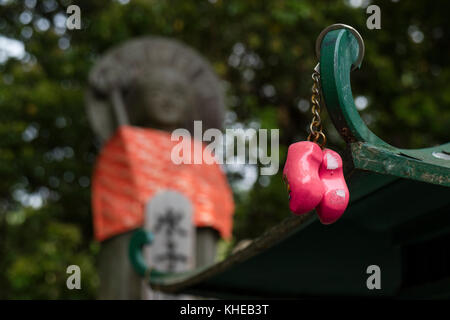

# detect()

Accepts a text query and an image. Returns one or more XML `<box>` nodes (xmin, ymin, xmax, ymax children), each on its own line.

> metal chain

<box><xmin>307</xmin><ymin>65</ymin><xmax>327</xmax><ymax>148</ymax></box>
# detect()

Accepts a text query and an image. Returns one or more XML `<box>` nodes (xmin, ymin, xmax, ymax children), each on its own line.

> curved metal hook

<box><xmin>316</xmin><ymin>23</ymin><xmax>365</xmax><ymax>71</ymax></box>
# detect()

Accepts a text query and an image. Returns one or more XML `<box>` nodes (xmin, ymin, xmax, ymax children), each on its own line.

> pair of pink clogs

<box><xmin>283</xmin><ymin>141</ymin><xmax>349</xmax><ymax>224</ymax></box>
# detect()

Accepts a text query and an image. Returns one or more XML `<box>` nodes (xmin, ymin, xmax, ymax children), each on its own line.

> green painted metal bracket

<box><xmin>319</xmin><ymin>29</ymin><xmax>450</xmax><ymax>186</ymax></box>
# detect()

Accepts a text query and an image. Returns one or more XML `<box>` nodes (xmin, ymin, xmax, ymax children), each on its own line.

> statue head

<box><xmin>86</xmin><ymin>37</ymin><xmax>224</xmax><ymax>142</ymax></box>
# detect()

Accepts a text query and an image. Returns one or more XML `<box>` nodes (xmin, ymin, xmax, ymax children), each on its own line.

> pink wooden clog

<box><xmin>283</xmin><ymin>141</ymin><xmax>325</xmax><ymax>215</ymax></box>
<box><xmin>315</xmin><ymin>149</ymin><xmax>349</xmax><ymax>224</ymax></box>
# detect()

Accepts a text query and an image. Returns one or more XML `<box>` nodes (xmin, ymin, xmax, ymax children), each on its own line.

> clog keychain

<box><xmin>283</xmin><ymin>25</ymin><xmax>362</xmax><ymax>224</ymax></box>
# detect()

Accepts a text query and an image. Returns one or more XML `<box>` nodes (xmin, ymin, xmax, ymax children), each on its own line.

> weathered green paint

<box><xmin>350</xmin><ymin>142</ymin><xmax>450</xmax><ymax>186</ymax></box>
<box><xmin>320</xmin><ymin>29</ymin><xmax>450</xmax><ymax>186</ymax></box>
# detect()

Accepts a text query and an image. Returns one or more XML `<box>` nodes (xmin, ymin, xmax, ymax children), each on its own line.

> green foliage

<box><xmin>0</xmin><ymin>0</ymin><xmax>448</xmax><ymax>298</ymax></box>
<box><xmin>5</xmin><ymin>207</ymin><xmax>99</xmax><ymax>299</ymax></box>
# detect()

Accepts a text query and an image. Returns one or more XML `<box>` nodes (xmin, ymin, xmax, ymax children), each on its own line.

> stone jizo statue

<box><xmin>86</xmin><ymin>37</ymin><xmax>234</xmax><ymax>299</ymax></box>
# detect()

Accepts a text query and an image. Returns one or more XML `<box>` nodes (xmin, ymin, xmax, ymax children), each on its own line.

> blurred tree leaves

<box><xmin>0</xmin><ymin>0</ymin><xmax>449</xmax><ymax>298</ymax></box>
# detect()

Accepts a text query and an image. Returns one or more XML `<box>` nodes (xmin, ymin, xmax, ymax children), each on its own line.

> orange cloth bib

<box><xmin>92</xmin><ymin>126</ymin><xmax>234</xmax><ymax>241</ymax></box>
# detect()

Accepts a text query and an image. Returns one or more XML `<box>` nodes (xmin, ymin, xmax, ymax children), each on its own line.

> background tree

<box><xmin>0</xmin><ymin>0</ymin><xmax>448</xmax><ymax>298</ymax></box>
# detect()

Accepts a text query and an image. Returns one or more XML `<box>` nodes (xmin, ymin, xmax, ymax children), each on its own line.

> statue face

<box><xmin>126</xmin><ymin>68</ymin><xmax>194</xmax><ymax>131</ymax></box>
